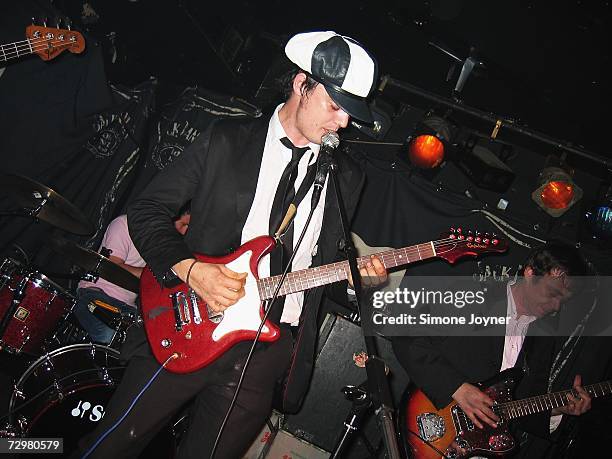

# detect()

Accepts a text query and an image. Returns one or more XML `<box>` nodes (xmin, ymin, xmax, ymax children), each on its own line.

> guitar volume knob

<box><xmin>161</xmin><ymin>338</ymin><xmax>172</xmax><ymax>348</ymax></box>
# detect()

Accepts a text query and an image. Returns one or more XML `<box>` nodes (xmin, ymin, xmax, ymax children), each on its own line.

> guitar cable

<box><xmin>209</xmin><ymin>189</ymin><xmax>321</xmax><ymax>459</ymax></box>
<box><xmin>81</xmin><ymin>353</ymin><xmax>178</xmax><ymax>459</ymax></box>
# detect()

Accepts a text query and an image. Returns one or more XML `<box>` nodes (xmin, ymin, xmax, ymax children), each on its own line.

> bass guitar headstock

<box><xmin>26</xmin><ymin>24</ymin><xmax>85</xmax><ymax>61</ymax></box>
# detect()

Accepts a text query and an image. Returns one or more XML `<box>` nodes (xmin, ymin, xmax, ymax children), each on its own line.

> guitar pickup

<box><xmin>170</xmin><ymin>291</ymin><xmax>191</xmax><ymax>331</ymax></box>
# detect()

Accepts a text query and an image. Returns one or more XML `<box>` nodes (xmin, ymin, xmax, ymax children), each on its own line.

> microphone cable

<box><xmin>209</xmin><ymin>160</ymin><xmax>331</xmax><ymax>459</ymax></box>
<box><xmin>81</xmin><ymin>353</ymin><xmax>178</xmax><ymax>459</ymax></box>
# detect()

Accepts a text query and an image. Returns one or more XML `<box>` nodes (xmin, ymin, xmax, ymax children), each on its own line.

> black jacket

<box><xmin>128</xmin><ymin>115</ymin><xmax>365</xmax><ymax>412</ymax></box>
<box><xmin>392</xmin><ymin>280</ymin><xmax>557</xmax><ymax>439</ymax></box>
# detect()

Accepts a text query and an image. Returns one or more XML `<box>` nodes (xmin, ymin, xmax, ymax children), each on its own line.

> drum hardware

<box><xmin>0</xmin><ymin>422</ymin><xmax>19</xmax><ymax>438</ymax></box>
<box><xmin>0</xmin><ymin>275</ymin><xmax>29</xmax><ymax>341</ymax></box>
<box><xmin>0</xmin><ymin>173</ymin><xmax>94</xmax><ymax>235</ymax></box>
<box><xmin>5</xmin><ymin>343</ymin><xmax>177</xmax><ymax>457</ymax></box>
<box><xmin>82</xmin><ymin>272</ymin><xmax>100</xmax><ymax>283</ymax></box>
<box><xmin>49</xmin><ymin>236</ymin><xmax>140</xmax><ymax>293</ymax></box>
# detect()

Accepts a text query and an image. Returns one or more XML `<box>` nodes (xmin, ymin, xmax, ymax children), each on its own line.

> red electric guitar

<box><xmin>0</xmin><ymin>25</ymin><xmax>85</xmax><ymax>63</ymax></box>
<box><xmin>401</xmin><ymin>368</ymin><xmax>612</xmax><ymax>458</ymax></box>
<box><xmin>140</xmin><ymin>228</ymin><xmax>507</xmax><ymax>373</ymax></box>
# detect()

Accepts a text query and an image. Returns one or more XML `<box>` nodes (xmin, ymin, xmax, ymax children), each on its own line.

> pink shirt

<box><xmin>78</xmin><ymin>215</ymin><xmax>145</xmax><ymax>306</ymax></box>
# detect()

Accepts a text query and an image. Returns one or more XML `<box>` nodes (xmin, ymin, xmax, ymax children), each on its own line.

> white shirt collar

<box><xmin>271</xmin><ymin>104</ymin><xmax>320</xmax><ymax>164</ymax></box>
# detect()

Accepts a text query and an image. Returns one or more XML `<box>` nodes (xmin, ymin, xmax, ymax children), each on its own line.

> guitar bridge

<box><xmin>416</xmin><ymin>412</ymin><xmax>446</xmax><ymax>442</ymax></box>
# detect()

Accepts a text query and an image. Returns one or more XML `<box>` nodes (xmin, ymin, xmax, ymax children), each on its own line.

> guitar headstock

<box><xmin>26</xmin><ymin>25</ymin><xmax>85</xmax><ymax>61</ymax></box>
<box><xmin>434</xmin><ymin>227</ymin><xmax>508</xmax><ymax>264</ymax></box>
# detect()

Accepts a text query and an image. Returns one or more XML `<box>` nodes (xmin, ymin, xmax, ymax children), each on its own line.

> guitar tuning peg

<box><xmin>31</xmin><ymin>17</ymin><xmax>36</xmax><ymax>25</ymax></box>
<box><xmin>450</xmin><ymin>227</ymin><xmax>455</xmax><ymax>233</ymax></box>
<box><xmin>43</xmin><ymin>17</ymin><xmax>48</xmax><ymax>27</ymax></box>
<box><xmin>66</xmin><ymin>18</ymin><xmax>72</xmax><ymax>30</ymax></box>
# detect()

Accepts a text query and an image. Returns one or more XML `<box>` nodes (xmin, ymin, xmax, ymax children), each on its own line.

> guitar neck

<box><xmin>499</xmin><ymin>380</ymin><xmax>612</xmax><ymax>420</ymax></box>
<box><xmin>257</xmin><ymin>241</ymin><xmax>437</xmax><ymax>301</ymax></box>
<box><xmin>1</xmin><ymin>39</ymin><xmax>36</xmax><ymax>62</ymax></box>
<box><xmin>0</xmin><ymin>34</ymin><xmax>79</xmax><ymax>62</ymax></box>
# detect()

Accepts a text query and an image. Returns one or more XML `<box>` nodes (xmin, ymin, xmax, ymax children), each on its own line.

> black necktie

<box><xmin>269</xmin><ymin>137</ymin><xmax>310</xmax><ymax>275</ymax></box>
<box><xmin>267</xmin><ymin>137</ymin><xmax>311</xmax><ymax>324</ymax></box>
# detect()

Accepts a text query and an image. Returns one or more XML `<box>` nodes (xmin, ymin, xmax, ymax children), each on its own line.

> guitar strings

<box><xmin>2</xmin><ymin>37</ymin><xmax>77</xmax><ymax>60</ymax></box>
<box><xmin>3</xmin><ymin>36</ymin><xmax>78</xmax><ymax>49</ymax></box>
<box><xmin>3</xmin><ymin>39</ymin><xmax>75</xmax><ymax>57</ymax></box>
<box><xmin>258</xmin><ymin>236</ymin><xmax>501</xmax><ymax>297</ymax></box>
<box><xmin>261</xmin><ymin>236</ymin><xmax>497</xmax><ymax>286</ymax></box>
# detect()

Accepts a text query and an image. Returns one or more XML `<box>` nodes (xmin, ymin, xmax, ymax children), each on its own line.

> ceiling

<box><xmin>62</xmin><ymin>0</ymin><xmax>610</xmax><ymax>158</ymax></box>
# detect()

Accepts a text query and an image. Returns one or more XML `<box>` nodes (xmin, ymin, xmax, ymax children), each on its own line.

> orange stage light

<box><xmin>408</xmin><ymin>134</ymin><xmax>445</xmax><ymax>169</ymax></box>
<box><xmin>540</xmin><ymin>181</ymin><xmax>574</xmax><ymax>209</ymax></box>
<box><xmin>531</xmin><ymin>166</ymin><xmax>582</xmax><ymax>217</ymax></box>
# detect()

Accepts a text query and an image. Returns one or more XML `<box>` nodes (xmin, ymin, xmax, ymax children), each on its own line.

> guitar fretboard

<box><xmin>256</xmin><ymin>242</ymin><xmax>437</xmax><ymax>301</ymax></box>
<box><xmin>0</xmin><ymin>40</ymin><xmax>33</xmax><ymax>62</ymax></box>
<box><xmin>496</xmin><ymin>380</ymin><xmax>612</xmax><ymax>420</ymax></box>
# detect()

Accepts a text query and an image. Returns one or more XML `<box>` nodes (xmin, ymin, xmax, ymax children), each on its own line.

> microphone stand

<box><xmin>327</xmin><ymin>157</ymin><xmax>402</xmax><ymax>459</ymax></box>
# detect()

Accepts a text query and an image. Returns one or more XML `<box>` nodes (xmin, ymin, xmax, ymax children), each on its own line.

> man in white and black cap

<box><xmin>284</xmin><ymin>30</ymin><xmax>378</xmax><ymax>123</ymax></box>
<box><xmin>76</xmin><ymin>31</ymin><xmax>386</xmax><ymax>459</ymax></box>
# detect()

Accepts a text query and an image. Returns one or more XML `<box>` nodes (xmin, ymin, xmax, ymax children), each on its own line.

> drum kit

<box><xmin>0</xmin><ymin>174</ymin><xmax>168</xmax><ymax>455</ymax></box>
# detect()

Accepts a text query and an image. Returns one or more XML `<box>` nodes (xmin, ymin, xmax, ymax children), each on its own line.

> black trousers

<box><xmin>76</xmin><ymin>325</ymin><xmax>294</xmax><ymax>459</ymax></box>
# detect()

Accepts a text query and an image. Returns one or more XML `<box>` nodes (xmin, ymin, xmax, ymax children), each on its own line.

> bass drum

<box><xmin>9</xmin><ymin>343</ymin><xmax>177</xmax><ymax>457</ymax></box>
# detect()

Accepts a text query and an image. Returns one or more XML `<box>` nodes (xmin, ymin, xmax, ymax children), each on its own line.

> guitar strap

<box><xmin>275</xmin><ymin>158</ymin><xmax>317</xmax><ymax>239</ymax></box>
<box><xmin>548</xmin><ymin>293</ymin><xmax>597</xmax><ymax>391</ymax></box>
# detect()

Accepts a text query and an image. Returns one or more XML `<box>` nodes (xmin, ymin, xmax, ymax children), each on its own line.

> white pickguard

<box><xmin>211</xmin><ymin>250</ymin><xmax>269</xmax><ymax>341</ymax></box>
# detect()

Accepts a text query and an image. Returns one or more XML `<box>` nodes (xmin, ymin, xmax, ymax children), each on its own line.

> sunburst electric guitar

<box><xmin>140</xmin><ymin>228</ymin><xmax>507</xmax><ymax>373</ymax></box>
<box><xmin>402</xmin><ymin>368</ymin><xmax>612</xmax><ymax>458</ymax></box>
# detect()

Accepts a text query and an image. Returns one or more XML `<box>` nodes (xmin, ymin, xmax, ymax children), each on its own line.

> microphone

<box><xmin>311</xmin><ymin>131</ymin><xmax>339</xmax><ymax>207</ymax></box>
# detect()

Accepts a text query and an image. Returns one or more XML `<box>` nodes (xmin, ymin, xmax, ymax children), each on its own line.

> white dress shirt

<box><xmin>501</xmin><ymin>281</ymin><xmax>562</xmax><ymax>432</ymax></box>
<box><xmin>241</xmin><ymin>104</ymin><xmax>328</xmax><ymax>325</ymax></box>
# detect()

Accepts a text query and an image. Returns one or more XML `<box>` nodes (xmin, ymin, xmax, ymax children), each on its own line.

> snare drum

<box><xmin>0</xmin><ymin>269</ymin><xmax>75</xmax><ymax>355</ymax></box>
<box><xmin>9</xmin><ymin>343</ymin><xmax>177</xmax><ymax>457</ymax></box>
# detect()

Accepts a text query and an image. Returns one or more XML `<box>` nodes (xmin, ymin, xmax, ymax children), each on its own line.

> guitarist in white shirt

<box><xmin>394</xmin><ymin>243</ymin><xmax>593</xmax><ymax>457</ymax></box>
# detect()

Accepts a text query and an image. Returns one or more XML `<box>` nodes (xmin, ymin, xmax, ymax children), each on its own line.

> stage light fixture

<box><xmin>454</xmin><ymin>134</ymin><xmax>515</xmax><ymax>192</ymax></box>
<box><xmin>531</xmin><ymin>166</ymin><xmax>583</xmax><ymax>217</ymax></box>
<box><xmin>406</xmin><ymin>115</ymin><xmax>453</xmax><ymax>169</ymax></box>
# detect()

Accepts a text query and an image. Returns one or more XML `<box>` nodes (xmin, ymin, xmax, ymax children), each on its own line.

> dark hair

<box><xmin>524</xmin><ymin>242</ymin><xmax>589</xmax><ymax>276</ymax></box>
<box><xmin>279</xmin><ymin>65</ymin><xmax>319</xmax><ymax>100</ymax></box>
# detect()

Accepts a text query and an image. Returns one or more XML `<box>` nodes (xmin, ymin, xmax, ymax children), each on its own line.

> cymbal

<box><xmin>49</xmin><ymin>237</ymin><xmax>140</xmax><ymax>293</ymax></box>
<box><xmin>0</xmin><ymin>173</ymin><xmax>94</xmax><ymax>235</ymax></box>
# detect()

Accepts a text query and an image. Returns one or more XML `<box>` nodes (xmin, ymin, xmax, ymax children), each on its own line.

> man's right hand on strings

<box><xmin>174</xmin><ymin>258</ymin><xmax>247</xmax><ymax>312</ymax></box>
<box><xmin>452</xmin><ymin>382</ymin><xmax>499</xmax><ymax>429</ymax></box>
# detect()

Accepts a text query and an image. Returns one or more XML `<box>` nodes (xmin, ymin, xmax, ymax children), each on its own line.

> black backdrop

<box><xmin>1</xmin><ymin>1</ymin><xmax>611</xmax><ymax>455</ymax></box>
